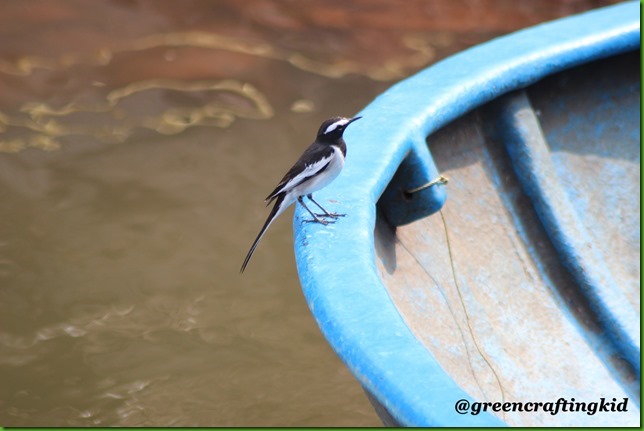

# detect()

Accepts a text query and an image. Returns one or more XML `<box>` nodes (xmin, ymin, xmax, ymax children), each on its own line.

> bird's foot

<box><xmin>315</xmin><ymin>212</ymin><xmax>346</xmax><ymax>219</ymax></box>
<box><xmin>303</xmin><ymin>216</ymin><xmax>336</xmax><ymax>225</ymax></box>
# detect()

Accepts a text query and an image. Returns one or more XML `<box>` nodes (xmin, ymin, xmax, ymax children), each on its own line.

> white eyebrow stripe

<box><xmin>324</xmin><ymin>118</ymin><xmax>349</xmax><ymax>134</ymax></box>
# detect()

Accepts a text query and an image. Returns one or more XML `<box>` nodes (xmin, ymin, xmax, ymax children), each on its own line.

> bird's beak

<box><xmin>348</xmin><ymin>116</ymin><xmax>362</xmax><ymax>125</ymax></box>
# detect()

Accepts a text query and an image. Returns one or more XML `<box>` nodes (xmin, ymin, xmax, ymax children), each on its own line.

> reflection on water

<box><xmin>0</xmin><ymin>0</ymin><xmax>621</xmax><ymax>426</ymax></box>
<box><xmin>1</xmin><ymin>78</ymin><xmax>273</xmax><ymax>152</ymax></box>
<box><xmin>0</xmin><ymin>30</ymin><xmax>439</xmax><ymax>81</ymax></box>
<box><xmin>0</xmin><ymin>14</ymin><xmax>446</xmax><ymax>154</ymax></box>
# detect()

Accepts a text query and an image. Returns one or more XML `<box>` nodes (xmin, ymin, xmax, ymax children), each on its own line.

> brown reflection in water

<box><xmin>0</xmin><ymin>22</ymin><xmax>443</xmax><ymax>152</ymax></box>
<box><xmin>0</xmin><ymin>0</ymin><xmax>623</xmax><ymax>426</ymax></box>
<box><xmin>1</xmin><ymin>78</ymin><xmax>273</xmax><ymax>152</ymax></box>
<box><xmin>0</xmin><ymin>30</ymin><xmax>440</xmax><ymax>81</ymax></box>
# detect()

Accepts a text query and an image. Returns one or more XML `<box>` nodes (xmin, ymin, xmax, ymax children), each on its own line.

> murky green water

<box><xmin>0</xmin><ymin>0</ymin><xmax>620</xmax><ymax>426</ymax></box>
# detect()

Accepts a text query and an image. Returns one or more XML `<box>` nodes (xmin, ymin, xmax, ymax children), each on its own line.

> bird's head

<box><xmin>316</xmin><ymin>116</ymin><xmax>362</xmax><ymax>141</ymax></box>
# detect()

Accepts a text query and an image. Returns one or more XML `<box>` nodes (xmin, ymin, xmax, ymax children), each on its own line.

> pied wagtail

<box><xmin>240</xmin><ymin>116</ymin><xmax>361</xmax><ymax>273</ymax></box>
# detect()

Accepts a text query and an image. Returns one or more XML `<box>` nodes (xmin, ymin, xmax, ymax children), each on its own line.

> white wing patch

<box><xmin>323</xmin><ymin>118</ymin><xmax>350</xmax><ymax>135</ymax></box>
<box><xmin>273</xmin><ymin>155</ymin><xmax>332</xmax><ymax>196</ymax></box>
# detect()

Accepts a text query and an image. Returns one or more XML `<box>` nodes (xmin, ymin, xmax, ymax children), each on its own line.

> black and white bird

<box><xmin>240</xmin><ymin>116</ymin><xmax>361</xmax><ymax>273</ymax></box>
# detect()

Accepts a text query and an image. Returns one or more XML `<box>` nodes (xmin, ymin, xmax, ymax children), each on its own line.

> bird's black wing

<box><xmin>265</xmin><ymin>143</ymin><xmax>335</xmax><ymax>203</ymax></box>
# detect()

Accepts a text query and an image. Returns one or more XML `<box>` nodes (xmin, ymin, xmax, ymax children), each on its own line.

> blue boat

<box><xmin>293</xmin><ymin>2</ymin><xmax>640</xmax><ymax>427</ymax></box>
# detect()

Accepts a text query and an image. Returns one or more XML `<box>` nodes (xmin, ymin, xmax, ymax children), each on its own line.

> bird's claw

<box><xmin>303</xmin><ymin>217</ymin><xmax>335</xmax><ymax>225</ymax></box>
<box><xmin>315</xmin><ymin>212</ymin><xmax>346</xmax><ymax>219</ymax></box>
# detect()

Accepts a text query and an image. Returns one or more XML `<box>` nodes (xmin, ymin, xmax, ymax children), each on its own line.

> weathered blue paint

<box><xmin>496</xmin><ymin>91</ymin><xmax>640</xmax><ymax>379</ymax></box>
<box><xmin>293</xmin><ymin>2</ymin><xmax>640</xmax><ymax>426</ymax></box>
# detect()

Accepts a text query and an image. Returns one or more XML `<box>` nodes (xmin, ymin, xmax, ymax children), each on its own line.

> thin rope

<box><xmin>405</xmin><ymin>175</ymin><xmax>449</xmax><ymax>194</ymax></box>
<box><xmin>439</xmin><ymin>209</ymin><xmax>507</xmax><ymax>416</ymax></box>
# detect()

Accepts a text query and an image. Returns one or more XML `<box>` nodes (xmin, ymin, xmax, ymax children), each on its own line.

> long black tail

<box><xmin>240</xmin><ymin>193</ymin><xmax>286</xmax><ymax>273</ymax></box>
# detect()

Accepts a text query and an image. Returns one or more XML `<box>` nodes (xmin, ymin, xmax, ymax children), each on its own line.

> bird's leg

<box><xmin>307</xmin><ymin>194</ymin><xmax>345</xmax><ymax>218</ymax></box>
<box><xmin>298</xmin><ymin>196</ymin><xmax>333</xmax><ymax>225</ymax></box>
